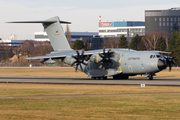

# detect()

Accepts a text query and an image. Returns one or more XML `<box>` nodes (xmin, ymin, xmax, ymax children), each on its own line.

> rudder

<box><xmin>43</xmin><ymin>16</ymin><xmax>72</xmax><ymax>51</ymax></box>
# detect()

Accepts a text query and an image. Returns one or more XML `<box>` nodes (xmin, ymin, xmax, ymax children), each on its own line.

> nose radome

<box><xmin>157</xmin><ymin>59</ymin><xmax>166</xmax><ymax>70</ymax></box>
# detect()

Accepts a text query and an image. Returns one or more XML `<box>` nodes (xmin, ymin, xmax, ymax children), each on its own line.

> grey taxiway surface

<box><xmin>0</xmin><ymin>77</ymin><xmax>180</xmax><ymax>86</ymax></box>
<box><xmin>0</xmin><ymin>77</ymin><xmax>180</xmax><ymax>99</ymax></box>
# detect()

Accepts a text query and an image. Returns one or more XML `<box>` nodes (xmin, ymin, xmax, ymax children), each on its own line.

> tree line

<box><xmin>101</xmin><ymin>31</ymin><xmax>180</xmax><ymax>66</ymax></box>
<box><xmin>0</xmin><ymin>40</ymin><xmax>53</xmax><ymax>63</ymax></box>
<box><xmin>0</xmin><ymin>30</ymin><xmax>180</xmax><ymax>66</ymax></box>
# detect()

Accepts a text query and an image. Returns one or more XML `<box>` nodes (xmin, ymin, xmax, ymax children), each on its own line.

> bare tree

<box><xmin>102</xmin><ymin>38</ymin><xmax>119</xmax><ymax>48</ymax></box>
<box><xmin>21</xmin><ymin>40</ymin><xmax>34</xmax><ymax>57</ymax></box>
<box><xmin>66</xmin><ymin>24</ymin><xmax>73</xmax><ymax>48</ymax></box>
<box><xmin>12</xmin><ymin>45</ymin><xmax>22</xmax><ymax>63</ymax></box>
<box><xmin>143</xmin><ymin>32</ymin><xmax>161</xmax><ymax>50</ymax></box>
<box><xmin>143</xmin><ymin>32</ymin><xmax>169</xmax><ymax>51</ymax></box>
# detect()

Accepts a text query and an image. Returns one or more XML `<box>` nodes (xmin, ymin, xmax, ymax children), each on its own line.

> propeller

<box><xmin>71</xmin><ymin>49</ymin><xmax>89</xmax><ymax>72</ymax></box>
<box><xmin>165</xmin><ymin>52</ymin><xmax>176</xmax><ymax>71</ymax></box>
<box><xmin>98</xmin><ymin>47</ymin><xmax>114</xmax><ymax>70</ymax></box>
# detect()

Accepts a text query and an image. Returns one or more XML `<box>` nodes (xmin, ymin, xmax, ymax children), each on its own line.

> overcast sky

<box><xmin>0</xmin><ymin>0</ymin><xmax>180</xmax><ymax>40</ymax></box>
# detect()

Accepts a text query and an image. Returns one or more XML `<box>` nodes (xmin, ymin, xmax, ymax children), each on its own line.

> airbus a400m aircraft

<box><xmin>8</xmin><ymin>16</ymin><xmax>175</xmax><ymax>80</ymax></box>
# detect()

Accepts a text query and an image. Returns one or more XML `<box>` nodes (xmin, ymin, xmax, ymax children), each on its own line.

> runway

<box><xmin>0</xmin><ymin>77</ymin><xmax>180</xmax><ymax>86</ymax></box>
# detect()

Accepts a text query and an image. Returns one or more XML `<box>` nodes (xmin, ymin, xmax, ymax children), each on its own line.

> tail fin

<box><xmin>7</xmin><ymin>16</ymin><xmax>72</xmax><ymax>51</ymax></box>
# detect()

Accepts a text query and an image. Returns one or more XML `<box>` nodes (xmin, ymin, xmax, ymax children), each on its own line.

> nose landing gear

<box><xmin>147</xmin><ymin>75</ymin><xmax>153</xmax><ymax>80</ymax></box>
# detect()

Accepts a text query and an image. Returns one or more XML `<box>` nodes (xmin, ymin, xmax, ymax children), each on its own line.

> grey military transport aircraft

<box><xmin>8</xmin><ymin>16</ymin><xmax>175</xmax><ymax>80</ymax></box>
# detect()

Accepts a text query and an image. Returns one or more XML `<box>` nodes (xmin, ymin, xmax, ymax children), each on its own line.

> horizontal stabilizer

<box><xmin>7</xmin><ymin>20</ymin><xmax>71</xmax><ymax>24</ymax></box>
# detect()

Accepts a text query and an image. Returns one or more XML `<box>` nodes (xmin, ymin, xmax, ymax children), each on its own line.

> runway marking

<box><xmin>1</xmin><ymin>93</ymin><xmax>180</xmax><ymax>99</ymax></box>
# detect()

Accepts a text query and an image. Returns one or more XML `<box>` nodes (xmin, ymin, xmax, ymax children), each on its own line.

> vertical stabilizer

<box><xmin>43</xmin><ymin>16</ymin><xmax>72</xmax><ymax>51</ymax></box>
<box><xmin>8</xmin><ymin>16</ymin><xmax>72</xmax><ymax>51</ymax></box>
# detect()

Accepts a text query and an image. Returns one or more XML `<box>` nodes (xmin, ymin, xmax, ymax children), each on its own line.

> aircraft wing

<box><xmin>26</xmin><ymin>48</ymin><xmax>134</xmax><ymax>60</ymax></box>
<box><xmin>144</xmin><ymin>51</ymin><xmax>172</xmax><ymax>54</ymax></box>
<box><xmin>25</xmin><ymin>55</ymin><xmax>66</xmax><ymax>60</ymax></box>
<box><xmin>156</xmin><ymin>51</ymin><xmax>172</xmax><ymax>54</ymax></box>
<box><xmin>25</xmin><ymin>49</ymin><xmax>107</xmax><ymax>60</ymax></box>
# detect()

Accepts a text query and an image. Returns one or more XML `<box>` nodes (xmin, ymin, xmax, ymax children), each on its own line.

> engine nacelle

<box><xmin>40</xmin><ymin>58</ymin><xmax>56</xmax><ymax>64</ymax></box>
<box><xmin>89</xmin><ymin>53</ymin><xmax>103</xmax><ymax>63</ymax></box>
<box><xmin>63</xmin><ymin>56</ymin><xmax>75</xmax><ymax>65</ymax></box>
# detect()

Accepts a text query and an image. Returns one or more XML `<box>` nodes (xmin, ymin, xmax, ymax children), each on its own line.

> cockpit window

<box><xmin>156</xmin><ymin>55</ymin><xmax>161</xmax><ymax>58</ymax></box>
<box><xmin>150</xmin><ymin>55</ymin><xmax>163</xmax><ymax>58</ymax></box>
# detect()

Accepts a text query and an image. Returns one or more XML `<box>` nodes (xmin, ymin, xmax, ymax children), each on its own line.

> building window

<box><xmin>163</xmin><ymin>22</ymin><xmax>165</xmax><ymax>26</ymax></box>
<box><xmin>159</xmin><ymin>18</ymin><xmax>161</xmax><ymax>21</ymax></box>
<box><xmin>178</xmin><ymin>22</ymin><xmax>180</xmax><ymax>26</ymax></box>
<box><xmin>159</xmin><ymin>22</ymin><xmax>161</xmax><ymax>26</ymax></box>
<box><xmin>163</xmin><ymin>18</ymin><xmax>165</xmax><ymax>21</ymax></box>
<box><xmin>171</xmin><ymin>17</ymin><xmax>173</xmax><ymax>21</ymax></box>
<box><xmin>171</xmin><ymin>22</ymin><xmax>173</xmax><ymax>26</ymax></box>
<box><xmin>155</xmin><ymin>18</ymin><xmax>157</xmax><ymax>21</ymax></box>
<box><xmin>167</xmin><ymin>22</ymin><xmax>169</xmax><ymax>26</ymax></box>
<box><xmin>171</xmin><ymin>27</ymin><xmax>173</xmax><ymax>31</ymax></box>
<box><xmin>167</xmin><ymin>18</ymin><xmax>169</xmax><ymax>21</ymax></box>
<box><xmin>174</xmin><ymin>18</ymin><xmax>176</xmax><ymax>21</ymax></box>
<box><xmin>178</xmin><ymin>17</ymin><xmax>180</xmax><ymax>21</ymax></box>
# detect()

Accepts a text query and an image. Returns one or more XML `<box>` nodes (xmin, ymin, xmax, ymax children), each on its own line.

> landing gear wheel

<box><xmin>147</xmin><ymin>76</ymin><xmax>153</xmax><ymax>80</ymax></box>
<box><xmin>103</xmin><ymin>76</ymin><xmax>107</xmax><ymax>80</ymax></box>
<box><xmin>99</xmin><ymin>76</ymin><xmax>107</xmax><ymax>80</ymax></box>
<box><xmin>113</xmin><ymin>76</ymin><xmax>117</xmax><ymax>80</ymax></box>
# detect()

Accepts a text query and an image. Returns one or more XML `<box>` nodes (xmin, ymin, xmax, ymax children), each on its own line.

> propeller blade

<box><xmin>99</xmin><ymin>53</ymin><xmax>104</xmax><ymax>58</ymax></box>
<box><xmin>75</xmin><ymin>64</ymin><xmax>78</xmax><ymax>72</ymax></box>
<box><xmin>103</xmin><ymin>47</ymin><xmax>105</xmax><ymax>54</ymax></box>
<box><xmin>110</xmin><ymin>60</ymin><xmax>114</xmax><ymax>66</ymax></box>
<box><xmin>86</xmin><ymin>55</ymin><xmax>90</xmax><ymax>61</ymax></box>
<box><xmin>71</xmin><ymin>61</ymin><xmax>77</xmax><ymax>66</ymax></box>
<box><xmin>72</xmin><ymin>50</ymin><xmax>89</xmax><ymax>72</ymax></box>
<box><xmin>169</xmin><ymin>62</ymin><xmax>172</xmax><ymax>71</ymax></box>
<box><xmin>80</xmin><ymin>64</ymin><xmax>83</xmax><ymax>71</ymax></box>
<box><xmin>72</xmin><ymin>56</ymin><xmax>77</xmax><ymax>60</ymax></box>
<box><xmin>82</xmin><ymin>62</ymin><xmax>88</xmax><ymax>66</ymax></box>
<box><xmin>108</xmin><ymin>49</ymin><xmax>111</xmax><ymax>53</ymax></box>
<box><xmin>76</xmin><ymin>50</ymin><xmax>80</xmax><ymax>57</ymax></box>
<box><xmin>81</xmin><ymin>49</ymin><xmax>84</xmax><ymax>58</ymax></box>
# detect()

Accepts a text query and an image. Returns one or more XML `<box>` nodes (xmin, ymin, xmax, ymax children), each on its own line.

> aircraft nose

<box><xmin>157</xmin><ymin>59</ymin><xmax>166</xmax><ymax>70</ymax></box>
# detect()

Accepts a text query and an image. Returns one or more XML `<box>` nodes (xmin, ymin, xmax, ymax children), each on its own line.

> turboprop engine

<box><xmin>64</xmin><ymin>50</ymin><xmax>89</xmax><ymax>72</ymax></box>
<box><xmin>89</xmin><ymin>53</ymin><xmax>103</xmax><ymax>63</ymax></box>
<box><xmin>90</xmin><ymin>48</ymin><xmax>114</xmax><ymax>70</ymax></box>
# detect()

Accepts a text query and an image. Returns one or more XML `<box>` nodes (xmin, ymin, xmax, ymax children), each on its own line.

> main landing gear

<box><xmin>146</xmin><ymin>73</ymin><xmax>154</xmax><ymax>80</ymax></box>
<box><xmin>113</xmin><ymin>74</ymin><xmax>129</xmax><ymax>80</ymax></box>
<box><xmin>91</xmin><ymin>76</ymin><xmax>107</xmax><ymax>80</ymax></box>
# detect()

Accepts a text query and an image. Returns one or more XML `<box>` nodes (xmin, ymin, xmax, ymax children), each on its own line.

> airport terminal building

<box><xmin>145</xmin><ymin>7</ymin><xmax>180</xmax><ymax>36</ymax></box>
<box><xmin>34</xmin><ymin>31</ymin><xmax>98</xmax><ymax>42</ymax></box>
<box><xmin>98</xmin><ymin>21</ymin><xmax>145</xmax><ymax>38</ymax></box>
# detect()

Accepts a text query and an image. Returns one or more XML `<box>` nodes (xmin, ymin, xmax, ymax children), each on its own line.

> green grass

<box><xmin>1</xmin><ymin>84</ymin><xmax>180</xmax><ymax>120</ymax></box>
<box><xmin>1</xmin><ymin>83</ymin><xmax>180</xmax><ymax>97</ymax></box>
<box><xmin>1</xmin><ymin>95</ymin><xmax>180</xmax><ymax>120</ymax></box>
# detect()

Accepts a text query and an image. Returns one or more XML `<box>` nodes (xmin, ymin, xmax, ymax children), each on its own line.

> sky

<box><xmin>0</xmin><ymin>0</ymin><xmax>180</xmax><ymax>40</ymax></box>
